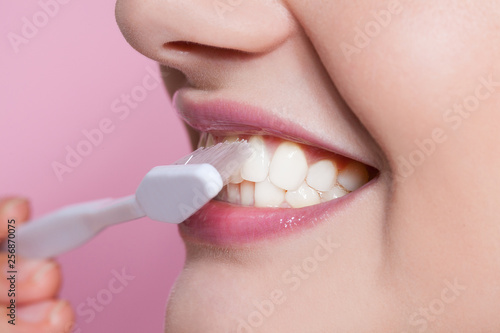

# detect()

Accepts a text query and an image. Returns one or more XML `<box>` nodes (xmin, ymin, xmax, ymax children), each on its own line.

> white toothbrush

<box><xmin>12</xmin><ymin>141</ymin><xmax>251</xmax><ymax>259</ymax></box>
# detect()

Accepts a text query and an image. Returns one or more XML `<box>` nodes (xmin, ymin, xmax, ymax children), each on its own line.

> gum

<box><xmin>198</xmin><ymin>133</ymin><xmax>352</xmax><ymax>171</ymax></box>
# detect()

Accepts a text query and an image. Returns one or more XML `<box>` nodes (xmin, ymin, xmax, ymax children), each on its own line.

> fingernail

<box><xmin>50</xmin><ymin>301</ymin><xmax>71</xmax><ymax>326</ymax></box>
<box><xmin>33</xmin><ymin>262</ymin><xmax>58</xmax><ymax>282</ymax></box>
<box><xmin>2</xmin><ymin>198</ymin><xmax>28</xmax><ymax>212</ymax></box>
<box><xmin>16</xmin><ymin>260</ymin><xmax>47</xmax><ymax>282</ymax></box>
<box><xmin>18</xmin><ymin>302</ymin><xmax>53</xmax><ymax>323</ymax></box>
<box><xmin>1</xmin><ymin>198</ymin><xmax>29</xmax><ymax>217</ymax></box>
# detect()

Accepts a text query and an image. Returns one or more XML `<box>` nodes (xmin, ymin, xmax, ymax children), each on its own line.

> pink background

<box><xmin>1</xmin><ymin>1</ymin><xmax>188</xmax><ymax>332</ymax></box>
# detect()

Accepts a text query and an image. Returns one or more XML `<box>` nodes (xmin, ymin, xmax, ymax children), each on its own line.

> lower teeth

<box><xmin>198</xmin><ymin>133</ymin><xmax>370</xmax><ymax>208</ymax></box>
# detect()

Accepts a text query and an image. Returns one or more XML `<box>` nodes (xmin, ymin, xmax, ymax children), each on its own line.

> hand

<box><xmin>0</xmin><ymin>198</ymin><xmax>74</xmax><ymax>333</ymax></box>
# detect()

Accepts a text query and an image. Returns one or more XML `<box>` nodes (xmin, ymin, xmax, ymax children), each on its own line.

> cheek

<box><xmin>291</xmin><ymin>1</ymin><xmax>500</xmax><ymax>323</ymax></box>
<box><xmin>326</xmin><ymin>3</ymin><xmax>499</xmax><ymax>167</ymax></box>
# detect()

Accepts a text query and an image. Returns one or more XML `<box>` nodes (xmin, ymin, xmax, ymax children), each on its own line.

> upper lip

<box><xmin>173</xmin><ymin>89</ymin><xmax>381</xmax><ymax>170</ymax></box>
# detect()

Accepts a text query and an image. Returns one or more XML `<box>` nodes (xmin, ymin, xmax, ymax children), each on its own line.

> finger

<box><xmin>0</xmin><ymin>257</ymin><xmax>62</xmax><ymax>305</ymax></box>
<box><xmin>0</xmin><ymin>299</ymin><xmax>75</xmax><ymax>333</ymax></box>
<box><xmin>0</xmin><ymin>198</ymin><xmax>30</xmax><ymax>240</ymax></box>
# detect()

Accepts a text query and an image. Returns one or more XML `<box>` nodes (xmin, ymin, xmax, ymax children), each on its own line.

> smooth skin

<box><xmin>114</xmin><ymin>0</ymin><xmax>500</xmax><ymax>332</ymax></box>
<box><xmin>9</xmin><ymin>0</ymin><xmax>499</xmax><ymax>332</ymax></box>
<box><xmin>0</xmin><ymin>198</ymin><xmax>74</xmax><ymax>333</ymax></box>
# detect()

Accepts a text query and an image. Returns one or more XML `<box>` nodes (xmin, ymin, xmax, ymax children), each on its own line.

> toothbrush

<box><xmin>11</xmin><ymin>141</ymin><xmax>252</xmax><ymax>259</ymax></box>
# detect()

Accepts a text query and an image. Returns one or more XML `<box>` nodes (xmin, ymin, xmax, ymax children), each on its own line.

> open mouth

<box><xmin>174</xmin><ymin>95</ymin><xmax>379</xmax><ymax>246</ymax></box>
<box><xmin>200</xmin><ymin>133</ymin><xmax>374</xmax><ymax>208</ymax></box>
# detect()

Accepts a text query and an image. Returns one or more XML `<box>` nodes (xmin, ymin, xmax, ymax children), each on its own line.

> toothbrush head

<box><xmin>136</xmin><ymin>141</ymin><xmax>252</xmax><ymax>223</ymax></box>
<box><xmin>175</xmin><ymin>140</ymin><xmax>253</xmax><ymax>185</ymax></box>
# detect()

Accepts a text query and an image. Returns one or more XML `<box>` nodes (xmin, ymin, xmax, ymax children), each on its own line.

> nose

<box><xmin>115</xmin><ymin>0</ymin><xmax>294</xmax><ymax>67</ymax></box>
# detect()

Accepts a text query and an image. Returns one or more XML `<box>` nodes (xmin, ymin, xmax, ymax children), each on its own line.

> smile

<box><xmin>174</xmin><ymin>93</ymin><xmax>379</xmax><ymax>246</ymax></box>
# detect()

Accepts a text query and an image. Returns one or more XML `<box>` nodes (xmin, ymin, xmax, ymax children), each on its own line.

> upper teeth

<box><xmin>306</xmin><ymin>160</ymin><xmax>338</xmax><ymax>192</ymax></box>
<box><xmin>269</xmin><ymin>141</ymin><xmax>309</xmax><ymax>191</ymax></box>
<box><xmin>241</xmin><ymin>136</ymin><xmax>271</xmax><ymax>183</ymax></box>
<box><xmin>337</xmin><ymin>161</ymin><xmax>369</xmax><ymax>191</ymax></box>
<box><xmin>198</xmin><ymin>134</ymin><xmax>371</xmax><ymax>208</ymax></box>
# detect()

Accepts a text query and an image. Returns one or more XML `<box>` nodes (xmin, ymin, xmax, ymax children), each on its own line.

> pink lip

<box><xmin>173</xmin><ymin>90</ymin><xmax>378</xmax><ymax>245</ymax></box>
<box><xmin>173</xmin><ymin>91</ymin><xmax>375</xmax><ymax>167</ymax></box>
<box><xmin>179</xmin><ymin>187</ymin><xmax>361</xmax><ymax>245</ymax></box>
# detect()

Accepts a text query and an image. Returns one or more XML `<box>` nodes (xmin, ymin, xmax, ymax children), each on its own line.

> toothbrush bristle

<box><xmin>175</xmin><ymin>140</ymin><xmax>253</xmax><ymax>185</ymax></box>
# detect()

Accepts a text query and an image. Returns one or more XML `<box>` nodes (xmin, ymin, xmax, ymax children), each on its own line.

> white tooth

<box><xmin>337</xmin><ymin>161</ymin><xmax>369</xmax><ymax>191</ymax></box>
<box><xmin>198</xmin><ymin>132</ymin><xmax>208</xmax><ymax>148</ymax></box>
<box><xmin>240</xmin><ymin>181</ymin><xmax>255</xmax><ymax>206</ymax></box>
<box><xmin>306</xmin><ymin>160</ymin><xmax>337</xmax><ymax>192</ymax></box>
<box><xmin>215</xmin><ymin>187</ymin><xmax>226</xmax><ymax>202</ymax></box>
<box><xmin>254</xmin><ymin>178</ymin><xmax>285</xmax><ymax>207</ymax></box>
<box><xmin>320</xmin><ymin>185</ymin><xmax>348</xmax><ymax>202</ymax></box>
<box><xmin>224</xmin><ymin>136</ymin><xmax>239</xmax><ymax>143</ymax></box>
<box><xmin>221</xmin><ymin>135</ymin><xmax>244</xmax><ymax>183</ymax></box>
<box><xmin>229</xmin><ymin>172</ymin><xmax>244</xmax><ymax>184</ymax></box>
<box><xmin>285</xmin><ymin>182</ymin><xmax>321</xmax><ymax>208</ymax></box>
<box><xmin>226</xmin><ymin>183</ymin><xmax>241</xmax><ymax>205</ymax></box>
<box><xmin>241</xmin><ymin>136</ymin><xmax>270</xmax><ymax>183</ymax></box>
<box><xmin>269</xmin><ymin>142</ymin><xmax>308</xmax><ymax>191</ymax></box>
<box><xmin>206</xmin><ymin>133</ymin><xmax>215</xmax><ymax>147</ymax></box>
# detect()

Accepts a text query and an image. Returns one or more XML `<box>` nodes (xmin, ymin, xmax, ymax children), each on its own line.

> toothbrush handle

<box><xmin>10</xmin><ymin>196</ymin><xmax>145</xmax><ymax>259</ymax></box>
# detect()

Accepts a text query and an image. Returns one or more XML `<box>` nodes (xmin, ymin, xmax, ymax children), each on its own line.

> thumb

<box><xmin>0</xmin><ymin>198</ymin><xmax>30</xmax><ymax>241</ymax></box>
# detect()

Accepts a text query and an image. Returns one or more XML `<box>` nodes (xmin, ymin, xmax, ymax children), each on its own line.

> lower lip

<box><xmin>178</xmin><ymin>179</ymin><xmax>375</xmax><ymax>245</ymax></box>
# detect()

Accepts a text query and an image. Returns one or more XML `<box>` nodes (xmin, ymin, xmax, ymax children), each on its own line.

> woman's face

<box><xmin>116</xmin><ymin>1</ymin><xmax>500</xmax><ymax>331</ymax></box>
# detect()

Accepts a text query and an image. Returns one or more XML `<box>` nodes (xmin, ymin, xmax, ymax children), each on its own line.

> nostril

<box><xmin>165</xmin><ymin>41</ymin><xmax>202</xmax><ymax>53</ymax></box>
<box><xmin>163</xmin><ymin>41</ymin><xmax>252</xmax><ymax>58</ymax></box>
